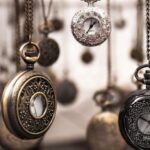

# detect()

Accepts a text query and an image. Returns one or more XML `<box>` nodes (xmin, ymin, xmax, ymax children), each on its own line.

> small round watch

<box><xmin>71</xmin><ymin>0</ymin><xmax>111</xmax><ymax>47</ymax></box>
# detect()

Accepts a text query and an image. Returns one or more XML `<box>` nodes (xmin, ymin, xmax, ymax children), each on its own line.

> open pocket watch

<box><xmin>1</xmin><ymin>42</ymin><xmax>56</xmax><ymax>140</ymax></box>
<box><xmin>71</xmin><ymin>0</ymin><xmax>111</xmax><ymax>47</ymax></box>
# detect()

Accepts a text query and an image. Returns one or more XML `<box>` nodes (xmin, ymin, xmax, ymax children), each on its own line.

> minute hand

<box><xmin>86</xmin><ymin>21</ymin><xmax>97</xmax><ymax>34</ymax></box>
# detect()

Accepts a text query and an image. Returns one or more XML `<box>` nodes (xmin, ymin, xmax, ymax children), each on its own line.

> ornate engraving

<box><xmin>17</xmin><ymin>76</ymin><xmax>56</xmax><ymax>135</ymax></box>
<box><xmin>71</xmin><ymin>7</ymin><xmax>111</xmax><ymax>46</ymax></box>
<box><xmin>124</xmin><ymin>97</ymin><xmax>150</xmax><ymax>149</ymax></box>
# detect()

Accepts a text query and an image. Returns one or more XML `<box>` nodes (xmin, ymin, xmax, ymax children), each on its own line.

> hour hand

<box><xmin>140</xmin><ymin>116</ymin><xmax>148</xmax><ymax>122</ymax></box>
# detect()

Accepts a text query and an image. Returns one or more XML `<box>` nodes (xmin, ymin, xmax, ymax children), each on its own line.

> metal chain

<box><xmin>107</xmin><ymin>0</ymin><xmax>112</xmax><ymax>88</ymax></box>
<box><xmin>41</xmin><ymin>0</ymin><xmax>53</xmax><ymax>26</ymax></box>
<box><xmin>14</xmin><ymin>0</ymin><xmax>21</xmax><ymax>71</ymax></box>
<box><xmin>146</xmin><ymin>0</ymin><xmax>150</xmax><ymax>62</ymax></box>
<box><xmin>25</xmin><ymin>0</ymin><xmax>34</xmax><ymax>42</ymax></box>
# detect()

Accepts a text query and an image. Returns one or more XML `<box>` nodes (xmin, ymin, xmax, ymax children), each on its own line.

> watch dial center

<box><xmin>30</xmin><ymin>93</ymin><xmax>47</xmax><ymax>118</ymax></box>
<box><xmin>83</xmin><ymin>17</ymin><xmax>100</xmax><ymax>35</ymax></box>
<box><xmin>138</xmin><ymin>114</ymin><xmax>150</xmax><ymax>135</ymax></box>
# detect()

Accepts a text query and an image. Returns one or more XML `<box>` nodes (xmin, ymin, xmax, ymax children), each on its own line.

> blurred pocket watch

<box><xmin>56</xmin><ymin>79</ymin><xmax>78</xmax><ymax>105</ymax></box>
<box><xmin>38</xmin><ymin>0</ymin><xmax>60</xmax><ymax>67</ymax></box>
<box><xmin>81</xmin><ymin>48</ymin><xmax>94</xmax><ymax>64</ymax></box>
<box><xmin>93</xmin><ymin>86</ymin><xmax>126</xmax><ymax>112</ymax></box>
<box><xmin>87</xmin><ymin>87</ymin><xmax>127</xmax><ymax>150</ymax></box>
<box><xmin>1</xmin><ymin>42</ymin><xmax>56</xmax><ymax>140</ymax></box>
<box><xmin>71</xmin><ymin>0</ymin><xmax>111</xmax><ymax>47</ymax></box>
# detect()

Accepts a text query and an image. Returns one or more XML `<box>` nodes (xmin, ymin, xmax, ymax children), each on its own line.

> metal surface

<box><xmin>87</xmin><ymin>112</ymin><xmax>126</xmax><ymax>150</ymax></box>
<box><xmin>38</xmin><ymin>37</ymin><xmax>60</xmax><ymax>67</ymax></box>
<box><xmin>71</xmin><ymin>7</ymin><xmax>111</xmax><ymax>47</ymax></box>
<box><xmin>2</xmin><ymin>71</ymin><xmax>56</xmax><ymax>139</ymax></box>
<box><xmin>119</xmin><ymin>90</ymin><xmax>150</xmax><ymax>150</ymax></box>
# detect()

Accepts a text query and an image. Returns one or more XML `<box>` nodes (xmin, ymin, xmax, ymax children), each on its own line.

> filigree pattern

<box><xmin>124</xmin><ymin>97</ymin><xmax>150</xmax><ymax>148</ymax></box>
<box><xmin>71</xmin><ymin>7</ymin><xmax>111</xmax><ymax>46</ymax></box>
<box><xmin>18</xmin><ymin>77</ymin><xmax>56</xmax><ymax>134</ymax></box>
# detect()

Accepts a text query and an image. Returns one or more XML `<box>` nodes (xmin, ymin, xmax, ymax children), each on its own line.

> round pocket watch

<box><xmin>81</xmin><ymin>48</ymin><xmax>94</xmax><ymax>64</ymax></box>
<box><xmin>71</xmin><ymin>0</ymin><xmax>111</xmax><ymax>47</ymax></box>
<box><xmin>87</xmin><ymin>87</ymin><xmax>126</xmax><ymax>150</ymax></box>
<box><xmin>56</xmin><ymin>79</ymin><xmax>78</xmax><ymax>105</ymax></box>
<box><xmin>1</xmin><ymin>42</ymin><xmax>56</xmax><ymax>139</ymax></box>
<box><xmin>38</xmin><ymin>36</ymin><xmax>60</xmax><ymax>67</ymax></box>
<box><xmin>38</xmin><ymin>23</ymin><xmax>60</xmax><ymax>67</ymax></box>
<box><xmin>119</xmin><ymin>65</ymin><xmax>150</xmax><ymax>150</ymax></box>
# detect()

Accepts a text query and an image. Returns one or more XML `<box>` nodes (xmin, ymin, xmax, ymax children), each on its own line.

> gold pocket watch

<box><xmin>71</xmin><ymin>0</ymin><xmax>111</xmax><ymax>47</ymax></box>
<box><xmin>1</xmin><ymin>42</ymin><xmax>56</xmax><ymax>139</ymax></box>
<box><xmin>87</xmin><ymin>87</ymin><xmax>126</xmax><ymax>150</ymax></box>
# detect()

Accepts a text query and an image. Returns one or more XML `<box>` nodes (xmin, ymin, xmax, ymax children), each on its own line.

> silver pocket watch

<box><xmin>71</xmin><ymin>0</ymin><xmax>111</xmax><ymax>47</ymax></box>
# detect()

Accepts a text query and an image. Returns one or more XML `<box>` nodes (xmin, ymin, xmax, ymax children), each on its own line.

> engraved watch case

<box><xmin>1</xmin><ymin>42</ymin><xmax>57</xmax><ymax>140</ymax></box>
<box><xmin>119</xmin><ymin>89</ymin><xmax>150</xmax><ymax>150</ymax></box>
<box><xmin>71</xmin><ymin>7</ymin><xmax>111</xmax><ymax>46</ymax></box>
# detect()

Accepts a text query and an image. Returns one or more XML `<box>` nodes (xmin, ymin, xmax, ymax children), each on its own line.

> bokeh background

<box><xmin>0</xmin><ymin>0</ymin><xmax>146</xmax><ymax>149</ymax></box>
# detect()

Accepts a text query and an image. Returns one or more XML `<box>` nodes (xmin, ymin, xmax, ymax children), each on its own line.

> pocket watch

<box><xmin>1</xmin><ymin>42</ymin><xmax>56</xmax><ymax>139</ymax></box>
<box><xmin>119</xmin><ymin>65</ymin><xmax>150</xmax><ymax>150</ymax></box>
<box><xmin>81</xmin><ymin>48</ymin><xmax>94</xmax><ymax>64</ymax></box>
<box><xmin>56</xmin><ymin>79</ymin><xmax>78</xmax><ymax>105</ymax></box>
<box><xmin>71</xmin><ymin>0</ymin><xmax>111</xmax><ymax>47</ymax></box>
<box><xmin>87</xmin><ymin>112</ymin><xmax>126</xmax><ymax>150</ymax></box>
<box><xmin>87</xmin><ymin>87</ymin><xmax>126</xmax><ymax>150</ymax></box>
<box><xmin>93</xmin><ymin>86</ymin><xmax>125</xmax><ymax>112</ymax></box>
<box><xmin>38</xmin><ymin>35</ymin><xmax>60</xmax><ymax>67</ymax></box>
<box><xmin>38</xmin><ymin>0</ymin><xmax>60</xmax><ymax>67</ymax></box>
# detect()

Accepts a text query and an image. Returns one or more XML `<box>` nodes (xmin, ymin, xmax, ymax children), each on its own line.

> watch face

<box><xmin>138</xmin><ymin>114</ymin><xmax>150</xmax><ymax>135</ymax></box>
<box><xmin>71</xmin><ymin>7</ymin><xmax>111</xmax><ymax>47</ymax></box>
<box><xmin>83</xmin><ymin>17</ymin><xmax>100</xmax><ymax>35</ymax></box>
<box><xmin>119</xmin><ymin>95</ymin><xmax>150</xmax><ymax>149</ymax></box>
<box><xmin>30</xmin><ymin>92</ymin><xmax>48</xmax><ymax>119</ymax></box>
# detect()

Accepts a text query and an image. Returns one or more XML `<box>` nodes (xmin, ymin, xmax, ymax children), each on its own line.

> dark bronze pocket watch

<box><xmin>81</xmin><ymin>48</ymin><xmax>94</xmax><ymax>64</ymax></box>
<box><xmin>119</xmin><ymin>0</ymin><xmax>150</xmax><ymax>149</ymax></box>
<box><xmin>38</xmin><ymin>36</ymin><xmax>60</xmax><ymax>67</ymax></box>
<box><xmin>38</xmin><ymin>0</ymin><xmax>60</xmax><ymax>67</ymax></box>
<box><xmin>56</xmin><ymin>79</ymin><xmax>78</xmax><ymax>105</ymax></box>
<box><xmin>119</xmin><ymin>65</ymin><xmax>150</xmax><ymax>150</ymax></box>
<box><xmin>1</xmin><ymin>42</ymin><xmax>56</xmax><ymax>140</ymax></box>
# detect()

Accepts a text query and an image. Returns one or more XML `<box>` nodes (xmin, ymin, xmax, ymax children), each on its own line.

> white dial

<box><xmin>83</xmin><ymin>18</ymin><xmax>100</xmax><ymax>35</ymax></box>
<box><xmin>30</xmin><ymin>92</ymin><xmax>47</xmax><ymax>118</ymax></box>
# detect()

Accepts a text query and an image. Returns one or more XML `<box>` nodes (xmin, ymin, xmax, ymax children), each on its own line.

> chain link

<box><xmin>146</xmin><ymin>0</ymin><xmax>150</xmax><ymax>62</ymax></box>
<box><xmin>25</xmin><ymin>0</ymin><xmax>34</xmax><ymax>41</ymax></box>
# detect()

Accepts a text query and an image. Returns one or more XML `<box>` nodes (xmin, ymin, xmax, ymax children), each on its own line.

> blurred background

<box><xmin>0</xmin><ymin>0</ymin><xmax>146</xmax><ymax>149</ymax></box>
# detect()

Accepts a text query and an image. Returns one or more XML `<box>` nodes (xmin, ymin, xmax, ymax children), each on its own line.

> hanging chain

<box><xmin>107</xmin><ymin>0</ymin><xmax>112</xmax><ymax>88</ymax></box>
<box><xmin>146</xmin><ymin>0</ymin><xmax>150</xmax><ymax>62</ymax></box>
<box><xmin>14</xmin><ymin>0</ymin><xmax>21</xmax><ymax>71</ymax></box>
<box><xmin>25</xmin><ymin>0</ymin><xmax>34</xmax><ymax>42</ymax></box>
<box><xmin>41</xmin><ymin>0</ymin><xmax>53</xmax><ymax>26</ymax></box>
